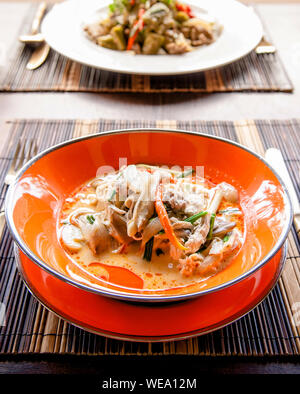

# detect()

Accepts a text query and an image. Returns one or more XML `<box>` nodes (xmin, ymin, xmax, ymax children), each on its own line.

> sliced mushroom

<box><xmin>108</xmin><ymin>207</ymin><xmax>132</xmax><ymax>245</ymax></box>
<box><xmin>127</xmin><ymin>170</ymin><xmax>157</xmax><ymax>238</ymax></box>
<box><xmin>141</xmin><ymin>217</ymin><xmax>163</xmax><ymax>246</ymax></box>
<box><xmin>171</xmin><ymin>218</ymin><xmax>193</xmax><ymax>242</ymax></box>
<box><xmin>212</xmin><ymin>219</ymin><xmax>236</xmax><ymax>237</ymax></box>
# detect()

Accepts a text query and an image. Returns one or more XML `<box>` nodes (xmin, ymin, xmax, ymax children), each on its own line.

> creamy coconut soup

<box><xmin>59</xmin><ymin>164</ymin><xmax>244</xmax><ymax>291</ymax></box>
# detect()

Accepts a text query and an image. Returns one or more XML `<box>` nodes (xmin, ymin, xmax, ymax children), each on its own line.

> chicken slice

<box><xmin>77</xmin><ymin>215</ymin><xmax>111</xmax><ymax>254</ymax></box>
<box><xmin>184</xmin><ymin>214</ymin><xmax>211</xmax><ymax>254</ymax></box>
<box><xmin>197</xmin><ymin>228</ymin><xmax>242</xmax><ymax>276</ymax></box>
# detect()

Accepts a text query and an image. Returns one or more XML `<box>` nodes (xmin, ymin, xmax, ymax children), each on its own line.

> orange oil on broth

<box><xmin>73</xmin><ymin>242</ymin><xmax>205</xmax><ymax>290</ymax></box>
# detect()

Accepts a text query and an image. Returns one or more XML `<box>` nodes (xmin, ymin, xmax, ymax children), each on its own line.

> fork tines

<box><xmin>4</xmin><ymin>139</ymin><xmax>38</xmax><ymax>185</ymax></box>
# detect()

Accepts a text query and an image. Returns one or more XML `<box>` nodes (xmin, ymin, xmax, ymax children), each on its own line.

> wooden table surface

<box><xmin>0</xmin><ymin>0</ymin><xmax>299</xmax><ymax>379</ymax></box>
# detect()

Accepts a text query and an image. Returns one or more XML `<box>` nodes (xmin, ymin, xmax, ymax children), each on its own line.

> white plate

<box><xmin>41</xmin><ymin>0</ymin><xmax>263</xmax><ymax>75</ymax></box>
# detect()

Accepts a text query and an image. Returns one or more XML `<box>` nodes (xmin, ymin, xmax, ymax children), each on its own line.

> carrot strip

<box><xmin>127</xmin><ymin>31</ymin><xmax>139</xmax><ymax>51</ymax></box>
<box><xmin>127</xmin><ymin>8</ymin><xmax>145</xmax><ymax>50</ymax></box>
<box><xmin>155</xmin><ymin>184</ymin><xmax>187</xmax><ymax>251</ymax></box>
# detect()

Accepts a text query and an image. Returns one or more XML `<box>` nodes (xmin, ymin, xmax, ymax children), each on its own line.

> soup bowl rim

<box><xmin>4</xmin><ymin>128</ymin><xmax>293</xmax><ymax>302</ymax></box>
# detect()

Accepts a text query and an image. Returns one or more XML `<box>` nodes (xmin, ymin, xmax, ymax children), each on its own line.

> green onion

<box><xmin>218</xmin><ymin>208</ymin><xmax>241</xmax><ymax>215</ymax></box>
<box><xmin>143</xmin><ymin>237</ymin><xmax>154</xmax><ymax>262</ymax></box>
<box><xmin>184</xmin><ymin>211</ymin><xmax>208</xmax><ymax>225</ymax></box>
<box><xmin>86</xmin><ymin>215</ymin><xmax>95</xmax><ymax>225</ymax></box>
<box><xmin>207</xmin><ymin>213</ymin><xmax>216</xmax><ymax>240</ymax></box>
<box><xmin>161</xmin><ymin>0</ymin><xmax>173</xmax><ymax>5</ymax></box>
<box><xmin>107</xmin><ymin>171</ymin><xmax>123</xmax><ymax>202</ymax></box>
<box><xmin>223</xmin><ymin>234</ymin><xmax>230</xmax><ymax>242</ymax></box>
<box><xmin>177</xmin><ymin>169</ymin><xmax>194</xmax><ymax>178</ymax></box>
<box><xmin>108</xmin><ymin>0</ymin><xmax>128</xmax><ymax>13</ymax></box>
<box><xmin>108</xmin><ymin>3</ymin><xmax>115</xmax><ymax>12</ymax></box>
<box><xmin>108</xmin><ymin>189</ymin><xmax>116</xmax><ymax>202</ymax></box>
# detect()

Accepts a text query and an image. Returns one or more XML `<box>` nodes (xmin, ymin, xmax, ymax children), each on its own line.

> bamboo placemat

<box><xmin>0</xmin><ymin>4</ymin><xmax>293</xmax><ymax>93</ymax></box>
<box><xmin>0</xmin><ymin>118</ymin><xmax>299</xmax><ymax>356</ymax></box>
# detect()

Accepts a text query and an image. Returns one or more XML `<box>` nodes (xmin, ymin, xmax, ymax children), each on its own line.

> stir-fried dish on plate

<box><xmin>59</xmin><ymin>165</ymin><xmax>244</xmax><ymax>291</ymax></box>
<box><xmin>84</xmin><ymin>0</ymin><xmax>223</xmax><ymax>54</ymax></box>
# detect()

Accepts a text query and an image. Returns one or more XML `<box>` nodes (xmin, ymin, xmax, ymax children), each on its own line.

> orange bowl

<box><xmin>5</xmin><ymin>129</ymin><xmax>293</xmax><ymax>303</ymax></box>
<box><xmin>14</xmin><ymin>243</ymin><xmax>287</xmax><ymax>341</ymax></box>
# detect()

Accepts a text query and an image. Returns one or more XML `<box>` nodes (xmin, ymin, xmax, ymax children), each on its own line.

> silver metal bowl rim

<box><xmin>5</xmin><ymin>128</ymin><xmax>293</xmax><ymax>303</ymax></box>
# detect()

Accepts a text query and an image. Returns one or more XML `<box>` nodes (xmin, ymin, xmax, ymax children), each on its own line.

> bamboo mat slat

<box><xmin>0</xmin><ymin>118</ymin><xmax>299</xmax><ymax>356</ymax></box>
<box><xmin>0</xmin><ymin>4</ymin><xmax>293</xmax><ymax>93</ymax></box>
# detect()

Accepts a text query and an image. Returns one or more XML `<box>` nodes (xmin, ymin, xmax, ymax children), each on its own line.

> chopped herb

<box><xmin>108</xmin><ymin>189</ymin><xmax>116</xmax><ymax>202</ymax></box>
<box><xmin>207</xmin><ymin>213</ymin><xmax>216</xmax><ymax>240</ymax></box>
<box><xmin>184</xmin><ymin>211</ymin><xmax>208</xmax><ymax>224</ymax></box>
<box><xmin>108</xmin><ymin>3</ymin><xmax>116</xmax><ymax>12</ymax></box>
<box><xmin>107</xmin><ymin>171</ymin><xmax>123</xmax><ymax>202</ymax></box>
<box><xmin>156</xmin><ymin>248</ymin><xmax>164</xmax><ymax>256</ymax></box>
<box><xmin>218</xmin><ymin>208</ymin><xmax>241</xmax><ymax>215</ymax></box>
<box><xmin>86</xmin><ymin>215</ymin><xmax>95</xmax><ymax>225</ymax></box>
<box><xmin>108</xmin><ymin>0</ymin><xmax>128</xmax><ymax>13</ymax></box>
<box><xmin>116</xmin><ymin>170</ymin><xmax>123</xmax><ymax>179</ymax></box>
<box><xmin>177</xmin><ymin>168</ymin><xmax>194</xmax><ymax>178</ymax></box>
<box><xmin>143</xmin><ymin>237</ymin><xmax>154</xmax><ymax>262</ymax></box>
<box><xmin>223</xmin><ymin>234</ymin><xmax>230</xmax><ymax>242</ymax></box>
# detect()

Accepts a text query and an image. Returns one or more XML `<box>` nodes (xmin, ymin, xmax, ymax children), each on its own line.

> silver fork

<box><xmin>255</xmin><ymin>36</ymin><xmax>276</xmax><ymax>55</ymax></box>
<box><xmin>4</xmin><ymin>139</ymin><xmax>37</xmax><ymax>185</ymax></box>
<box><xmin>249</xmin><ymin>5</ymin><xmax>276</xmax><ymax>55</ymax></box>
<box><xmin>0</xmin><ymin>139</ymin><xmax>38</xmax><ymax>237</ymax></box>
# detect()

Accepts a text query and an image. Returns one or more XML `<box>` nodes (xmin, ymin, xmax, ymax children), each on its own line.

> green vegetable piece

<box><xmin>108</xmin><ymin>0</ymin><xmax>129</xmax><ymax>14</ymax></box>
<box><xmin>86</xmin><ymin>215</ymin><xmax>95</xmax><ymax>225</ymax></box>
<box><xmin>184</xmin><ymin>211</ymin><xmax>208</xmax><ymax>225</ymax></box>
<box><xmin>97</xmin><ymin>35</ymin><xmax>118</xmax><ymax>50</ymax></box>
<box><xmin>142</xmin><ymin>33</ymin><xmax>165</xmax><ymax>54</ymax></box>
<box><xmin>218</xmin><ymin>208</ymin><xmax>241</xmax><ymax>215</ymax></box>
<box><xmin>161</xmin><ymin>0</ymin><xmax>174</xmax><ymax>6</ymax></box>
<box><xmin>223</xmin><ymin>234</ymin><xmax>230</xmax><ymax>242</ymax></box>
<box><xmin>175</xmin><ymin>11</ymin><xmax>189</xmax><ymax>22</ymax></box>
<box><xmin>108</xmin><ymin>189</ymin><xmax>116</xmax><ymax>202</ymax></box>
<box><xmin>207</xmin><ymin>213</ymin><xmax>216</xmax><ymax>240</ymax></box>
<box><xmin>111</xmin><ymin>25</ymin><xmax>126</xmax><ymax>51</ymax></box>
<box><xmin>177</xmin><ymin>168</ymin><xmax>194</xmax><ymax>178</ymax></box>
<box><xmin>108</xmin><ymin>3</ymin><xmax>116</xmax><ymax>12</ymax></box>
<box><xmin>143</xmin><ymin>237</ymin><xmax>154</xmax><ymax>262</ymax></box>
